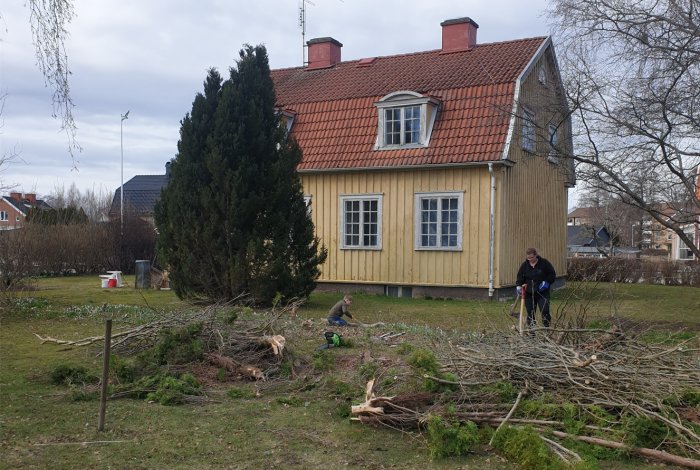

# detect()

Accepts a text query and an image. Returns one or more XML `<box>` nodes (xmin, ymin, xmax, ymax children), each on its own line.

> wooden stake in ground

<box><xmin>98</xmin><ymin>319</ymin><xmax>112</xmax><ymax>432</ymax></box>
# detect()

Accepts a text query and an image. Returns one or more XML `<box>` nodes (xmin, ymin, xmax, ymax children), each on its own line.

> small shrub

<box><xmin>111</xmin><ymin>356</ymin><xmax>137</xmax><ymax>384</ymax></box>
<box><xmin>425</xmin><ymin>414</ymin><xmax>479</xmax><ymax>459</ymax></box>
<box><xmin>50</xmin><ymin>364</ymin><xmax>98</xmax><ymax>386</ymax></box>
<box><xmin>491</xmin><ymin>425</ymin><xmax>562</xmax><ymax>470</ymax></box>
<box><xmin>624</xmin><ymin>416</ymin><xmax>669</xmax><ymax>449</ymax></box>
<box><xmin>408</xmin><ymin>348</ymin><xmax>439</xmax><ymax>375</ymax></box>
<box><xmin>216</xmin><ymin>368</ymin><xmax>227</xmax><ymax>381</ymax></box>
<box><xmin>145</xmin><ymin>373</ymin><xmax>200</xmax><ymax>406</ymax></box>
<box><xmin>153</xmin><ymin>323</ymin><xmax>204</xmax><ymax>365</ymax></box>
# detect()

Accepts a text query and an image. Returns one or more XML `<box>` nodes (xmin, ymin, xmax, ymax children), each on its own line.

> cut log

<box><xmin>258</xmin><ymin>335</ymin><xmax>286</xmax><ymax>355</ymax></box>
<box><xmin>351</xmin><ymin>404</ymin><xmax>385</xmax><ymax>415</ymax></box>
<box><xmin>205</xmin><ymin>352</ymin><xmax>264</xmax><ymax>381</ymax></box>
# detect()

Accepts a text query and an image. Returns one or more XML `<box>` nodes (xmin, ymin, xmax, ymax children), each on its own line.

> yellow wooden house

<box><xmin>271</xmin><ymin>17</ymin><xmax>574</xmax><ymax>299</ymax></box>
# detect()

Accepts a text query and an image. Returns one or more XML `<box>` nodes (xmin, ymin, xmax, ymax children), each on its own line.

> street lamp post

<box><xmin>120</xmin><ymin>111</ymin><xmax>129</xmax><ymax>235</ymax></box>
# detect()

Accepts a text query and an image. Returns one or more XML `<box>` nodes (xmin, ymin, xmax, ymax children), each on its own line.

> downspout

<box><xmin>488</xmin><ymin>162</ymin><xmax>496</xmax><ymax>300</ymax></box>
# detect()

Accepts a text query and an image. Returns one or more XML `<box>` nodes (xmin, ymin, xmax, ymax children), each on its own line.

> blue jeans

<box><xmin>327</xmin><ymin>316</ymin><xmax>348</xmax><ymax>326</ymax></box>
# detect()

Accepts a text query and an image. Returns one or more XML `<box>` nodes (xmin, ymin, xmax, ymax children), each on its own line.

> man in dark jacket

<box><xmin>516</xmin><ymin>248</ymin><xmax>556</xmax><ymax>328</ymax></box>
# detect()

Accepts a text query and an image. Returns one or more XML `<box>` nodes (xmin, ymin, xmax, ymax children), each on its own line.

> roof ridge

<box><xmin>271</xmin><ymin>36</ymin><xmax>548</xmax><ymax>73</ymax></box>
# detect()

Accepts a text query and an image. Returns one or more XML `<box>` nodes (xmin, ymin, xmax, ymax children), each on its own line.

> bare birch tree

<box><xmin>548</xmin><ymin>0</ymin><xmax>700</xmax><ymax>258</ymax></box>
<box><xmin>0</xmin><ymin>0</ymin><xmax>79</xmax><ymax>164</ymax></box>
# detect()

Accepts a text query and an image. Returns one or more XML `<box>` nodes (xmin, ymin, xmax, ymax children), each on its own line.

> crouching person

<box><xmin>327</xmin><ymin>294</ymin><xmax>353</xmax><ymax>326</ymax></box>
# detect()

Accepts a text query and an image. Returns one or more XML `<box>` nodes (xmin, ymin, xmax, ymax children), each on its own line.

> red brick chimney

<box><xmin>10</xmin><ymin>192</ymin><xmax>21</xmax><ymax>201</ymax></box>
<box><xmin>307</xmin><ymin>37</ymin><xmax>343</xmax><ymax>70</ymax></box>
<box><xmin>25</xmin><ymin>193</ymin><xmax>37</xmax><ymax>205</ymax></box>
<box><xmin>441</xmin><ymin>17</ymin><xmax>479</xmax><ymax>52</ymax></box>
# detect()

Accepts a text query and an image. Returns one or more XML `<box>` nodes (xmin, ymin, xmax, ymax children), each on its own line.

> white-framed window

<box><xmin>414</xmin><ymin>192</ymin><xmax>463</xmax><ymax>250</ymax></box>
<box><xmin>522</xmin><ymin>107</ymin><xmax>535</xmax><ymax>153</ymax></box>
<box><xmin>0</xmin><ymin>211</ymin><xmax>7</xmax><ymax>221</ymax></box>
<box><xmin>538</xmin><ymin>63</ymin><xmax>547</xmax><ymax>85</ymax></box>
<box><xmin>384</xmin><ymin>106</ymin><xmax>421</xmax><ymax>145</ymax></box>
<box><xmin>375</xmin><ymin>91</ymin><xmax>440</xmax><ymax>149</ymax></box>
<box><xmin>16</xmin><ymin>215</ymin><xmax>20</xmax><ymax>222</ymax></box>
<box><xmin>340</xmin><ymin>194</ymin><xmax>383</xmax><ymax>250</ymax></box>
<box><xmin>548</xmin><ymin>123</ymin><xmax>559</xmax><ymax>162</ymax></box>
<box><xmin>303</xmin><ymin>196</ymin><xmax>312</xmax><ymax>214</ymax></box>
<box><xmin>678</xmin><ymin>227</ymin><xmax>695</xmax><ymax>260</ymax></box>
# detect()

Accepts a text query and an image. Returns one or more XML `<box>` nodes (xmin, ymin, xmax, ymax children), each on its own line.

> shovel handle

<box><xmin>519</xmin><ymin>285</ymin><xmax>527</xmax><ymax>336</ymax></box>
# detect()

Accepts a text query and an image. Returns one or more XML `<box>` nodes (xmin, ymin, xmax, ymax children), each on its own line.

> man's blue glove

<box><xmin>538</xmin><ymin>281</ymin><xmax>550</xmax><ymax>292</ymax></box>
<box><xmin>516</xmin><ymin>286</ymin><xmax>522</xmax><ymax>296</ymax></box>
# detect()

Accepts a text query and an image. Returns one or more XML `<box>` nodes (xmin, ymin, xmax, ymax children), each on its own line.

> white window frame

<box><xmin>538</xmin><ymin>63</ymin><xmax>547</xmax><ymax>86</ymax></box>
<box><xmin>522</xmin><ymin>107</ymin><xmax>535</xmax><ymax>153</ymax></box>
<box><xmin>383</xmin><ymin>105</ymin><xmax>421</xmax><ymax>146</ymax></box>
<box><xmin>678</xmin><ymin>227</ymin><xmax>695</xmax><ymax>260</ymax></box>
<box><xmin>303</xmin><ymin>195</ymin><xmax>312</xmax><ymax>215</ymax></box>
<box><xmin>375</xmin><ymin>91</ymin><xmax>440</xmax><ymax>150</ymax></box>
<box><xmin>548</xmin><ymin>123</ymin><xmax>559</xmax><ymax>163</ymax></box>
<box><xmin>339</xmin><ymin>194</ymin><xmax>383</xmax><ymax>250</ymax></box>
<box><xmin>0</xmin><ymin>211</ymin><xmax>7</xmax><ymax>221</ymax></box>
<box><xmin>414</xmin><ymin>191</ymin><xmax>464</xmax><ymax>251</ymax></box>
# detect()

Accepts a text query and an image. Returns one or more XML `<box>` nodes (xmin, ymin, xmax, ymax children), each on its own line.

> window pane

<box><xmin>385</xmin><ymin>108</ymin><xmax>401</xmax><ymax>145</ymax></box>
<box><xmin>404</xmin><ymin>106</ymin><xmax>420</xmax><ymax>144</ymax></box>
<box><xmin>441</xmin><ymin>197</ymin><xmax>459</xmax><ymax>248</ymax></box>
<box><xmin>344</xmin><ymin>200</ymin><xmax>361</xmax><ymax>247</ymax></box>
<box><xmin>522</xmin><ymin>109</ymin><xmax>535</xmax><ymax>151</ymax></box>
<box><xmin>419</xmin><ymin>198</ymin><xmax>438</xmax><ymax>247</ymax></box>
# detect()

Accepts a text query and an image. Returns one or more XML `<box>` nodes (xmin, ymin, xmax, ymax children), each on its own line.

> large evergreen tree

<box><xmin>155</xmin><ymin>45</ymin><xmax>326</xmax><ymax>304</ymax></box>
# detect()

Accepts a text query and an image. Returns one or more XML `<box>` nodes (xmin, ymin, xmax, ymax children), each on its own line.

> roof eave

<box><xmin>298</xmin><ymin>159</ymin><xmax>515</xmax><ymax>174</ymax></box>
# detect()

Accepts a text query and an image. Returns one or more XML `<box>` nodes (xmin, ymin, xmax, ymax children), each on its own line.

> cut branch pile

<box><xmin>352</xmin><ymin>328</ymin><xmax>700</xmax><ymax>468</ymax></box>
<box><xmin>35</xmin><ymin>299</ymin><xmax>303</xmax><ymax>381</ymax></box>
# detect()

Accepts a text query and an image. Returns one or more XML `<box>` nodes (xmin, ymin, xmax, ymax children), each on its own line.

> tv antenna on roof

<box><xmin>298</xmin><ymin>0</ymin><xmax>315</xmax><ymax>65</ymax></box>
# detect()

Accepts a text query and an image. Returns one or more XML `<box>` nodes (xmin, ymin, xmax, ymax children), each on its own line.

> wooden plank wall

<box><xmin>301</xmin><ymin>167</ymin><xmax>493</xmax><ymax>287</ymax></box>
<box><xmin>497</xmin><ymin>49</ymin><xmax>571</xmax><ymax>286</ymax></box>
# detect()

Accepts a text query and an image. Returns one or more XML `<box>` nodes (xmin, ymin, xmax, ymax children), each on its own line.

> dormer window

<box><xmin>375</xmin><ymin>91</ymin><xmax>440</xmax><ymax>149</ymax></box>
<box><xmin>276</xmin><ymin>109</ymin><xmax>296</xmax><ymax>134</ymax></box>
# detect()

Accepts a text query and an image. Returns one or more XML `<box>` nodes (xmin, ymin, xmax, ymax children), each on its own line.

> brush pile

<box><xmin>352</xmin><ymin>327</ymin><xmax>700</xmax><ymax>468</ymax></box>
<box><xmin>35</xmin><ymin>300</ymin><xmax>301</xmax><ymax>380</ymax></box>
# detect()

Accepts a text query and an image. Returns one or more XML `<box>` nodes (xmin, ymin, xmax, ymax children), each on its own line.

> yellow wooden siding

<box><xmin>301</xmin><ymin>167</ymin><xmax>494</xmax><ymax>287</ymax></box>
<box><xmin>497</xmin><ymin>50</ymin><xmax>571</xmax><ymax>286</ymax></box>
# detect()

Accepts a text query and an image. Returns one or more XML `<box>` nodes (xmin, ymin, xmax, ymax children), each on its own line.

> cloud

<box><xmin>1</xmin><ymin>0</ymin><xmax>549</xmax><ymax>196</ymax></box>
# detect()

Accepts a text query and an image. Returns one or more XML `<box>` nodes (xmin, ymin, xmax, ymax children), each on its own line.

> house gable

<box><xmin>1</xmin><ymin>193</ymin><xmax>52</xmax><ymax>230</ymax></box>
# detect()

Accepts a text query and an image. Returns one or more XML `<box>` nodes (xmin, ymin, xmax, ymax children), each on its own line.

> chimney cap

<box><xmin>307</xmin><ymin>37</ymin><xmax>343</xmax><ymax>47</ymax></box>
<box><xmin>440</xmin><ymin>17</ymin><xmax>479</xmax><ymax>29</ymax></box>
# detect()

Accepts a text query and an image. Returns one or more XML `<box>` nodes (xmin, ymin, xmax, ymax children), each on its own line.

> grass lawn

<box><xmin>1</xmin><ymin>276</ymin><xmax>698</xmax><ymax>469</ymax></box>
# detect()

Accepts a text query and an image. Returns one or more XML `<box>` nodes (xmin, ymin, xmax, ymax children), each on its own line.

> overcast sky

<box><xmin>1</xmin><ymin>0</ymin><xmax>555</xmax><ymax>200</ymax></box>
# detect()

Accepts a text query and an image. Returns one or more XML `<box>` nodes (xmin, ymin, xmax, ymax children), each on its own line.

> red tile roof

<box><xmin>271</xmin><ymin>37</ymin><xmax>547</xmax><ymax>171</ymax></box>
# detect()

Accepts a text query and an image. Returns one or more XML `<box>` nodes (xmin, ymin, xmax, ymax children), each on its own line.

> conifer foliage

<box><xmin>155</xmin><ymin>45</ymin><xmax>326</xmax><ymax>304</ymax></box>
